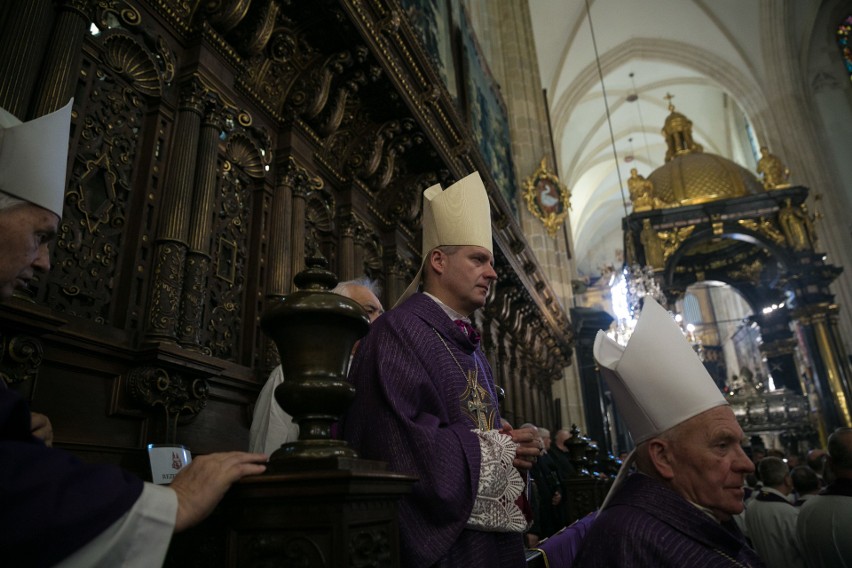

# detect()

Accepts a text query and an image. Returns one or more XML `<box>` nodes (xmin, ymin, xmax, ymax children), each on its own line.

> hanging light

<box><xmin>624</xmin><ymin>137</ymin><xmax>635</xmax><ymax>163</ymax></box>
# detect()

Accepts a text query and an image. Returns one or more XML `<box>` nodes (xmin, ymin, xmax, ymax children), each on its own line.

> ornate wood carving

<box><xmin>127</xmin><ymin>366</ymin><xmax>209</xmax><ymax>442</ymax></box>
<box><xmin>0</xmin><ymin>334</ymin><xmax>44</xmax><ymax>387</ymax></box>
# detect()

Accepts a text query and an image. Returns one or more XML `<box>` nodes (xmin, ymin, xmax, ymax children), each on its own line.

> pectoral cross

<box><xmin>462</xmin><ymin>368</ymin><xmax>493</xmax><ymax>430</ymax></box>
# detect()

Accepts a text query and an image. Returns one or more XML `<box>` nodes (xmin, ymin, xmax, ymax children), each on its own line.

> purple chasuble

<box><xmin>344</xmin><ymin>293</ymin><xmax>525</xmax><ymax>568</ymax></box>
<box><xmin>1</xmin><ymin>386</ymin><xmax>143</xmax><ymax>567</ymax></box>
<box><xmin>573</xmin><ymin>473</ymin><xmax>765</xmax><ymax>567</ymax></box>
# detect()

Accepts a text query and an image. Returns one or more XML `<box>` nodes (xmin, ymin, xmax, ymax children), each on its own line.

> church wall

<box><xmin>459</xmin><ymin>0</ymin><xmax>585</xmax><ymax>432</ymax></box>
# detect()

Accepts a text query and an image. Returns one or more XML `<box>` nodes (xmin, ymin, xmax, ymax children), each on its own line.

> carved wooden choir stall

<box><xmin>0</xmin><ymin>0</ymin><xmax>579</xmax><ymax>566</ymax></box>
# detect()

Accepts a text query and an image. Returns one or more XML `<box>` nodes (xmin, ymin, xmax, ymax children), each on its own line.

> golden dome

<box><xmin>648</xmin><ymin>152</ymin><xmax>764</xmax><ymax>206</ymax></box>
<box><xmin>648</xmin><ymin>98</ymin><xmax>763</xmax><ymax>207</ymax></box>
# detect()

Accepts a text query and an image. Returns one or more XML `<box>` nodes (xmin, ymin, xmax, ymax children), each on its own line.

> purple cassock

<box><xmin>573</xmin><ymin>473</ymin><xmax>765</xmax><ymax>567</ymax></box>
<box><xmin>1</xmin><ymin>385</ymin><xmax>143</xmax><ymax>567</ymax></box>
<box><xmin>344</xmin><ymin>293</ymin><xmax>526</xmax><ymax>568</ymax></box>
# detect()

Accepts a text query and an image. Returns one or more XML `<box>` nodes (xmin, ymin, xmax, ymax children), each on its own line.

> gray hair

<box><xmin>758</xmin><ymin>456</ymin><xmax>789</xmax><ymax>487</ymax></box>
<box><xmin>332</xmin><ymin>277</ymin><xmax>381</xmax><ymax>298</ymax></box>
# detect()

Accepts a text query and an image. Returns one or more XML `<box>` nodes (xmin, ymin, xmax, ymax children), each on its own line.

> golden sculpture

<box><xmin>757</xmin><ymin>146</ymin><xmax>791</xmax><ymax>190</ymax></box>
<box><xmin>640</xmin><ymin>218</ymin><xmax>665</xmax><ymax>269</ymax></box>
<box><xmin>661</xmin><ymin>93</ymin><xmax>703</xmax><ymax>162</ymax></box>
<box><xmin>656</xmin><ymin>225</ymin><xmax>696</xmax><ymax>264</ymax></box>
<box><xmin>778</xmin><ymin>198</ymin><xmax>815</xmax><ymax>251</ymax></box>
<box><xmin>737</xmin><ymin>218</ymin><xmax>785</xmax><ymax>246</ymax></box>
<box><xmin>628</xmin><ymin>168</ymin><xmax>655</xmax><ymax>212</ymax></box>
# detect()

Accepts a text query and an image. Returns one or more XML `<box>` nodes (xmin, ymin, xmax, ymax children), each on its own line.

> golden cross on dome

<box><xmin>664</xmin><ymin>92</ymin><xmax>676</xmax><ymax>111</ymax></box>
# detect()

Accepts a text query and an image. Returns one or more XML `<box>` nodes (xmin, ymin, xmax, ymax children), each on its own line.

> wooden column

<box><xmin>0</xmin><ymin>0</ymin><xmax>54</xmax><ymax>115</ymax></box>
<box><xmin>32</xmin><ymin>0</ymin><xmax>89</xmax><ymax>115</ymax></box>
<box><xmin>289</xmin><ymin>173</ymin><xmax>308</xmax><ymax>283</ymax></box>
<box><xmin>178</xmin><ymin>100</ymin><xmax>223</xmax><ymax>348</ymax></box>
<box><xmin>339</xmin><ymin>218</ymin><xmax>356</xmax><ymax>281</ymax></box>
<box><xmin>146</xmin><ymin>80</ymin><xmax>204</xmax><ymax>342</ymax></box>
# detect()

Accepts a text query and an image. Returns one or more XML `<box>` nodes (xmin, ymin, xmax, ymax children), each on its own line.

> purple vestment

<box><xmin>1</xmin><ymin>385</ymin><xmax>143</xmax><ymax>567</ymax></box>
<box><xmin>573</xmin><ymin>473</ymin><xmax>765</xmax><ymax>567</ymax></box>
<box><xmin>344</xmin><ymin>293</ymin><xmax>525</xmax><ymax>568</ymax></box>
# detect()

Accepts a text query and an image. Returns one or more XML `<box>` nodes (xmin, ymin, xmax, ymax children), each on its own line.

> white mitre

<box><xmin>594</xmin><ymin>297</ymin><xmax>728</xmax><ymax>511</ymax></box>
<box><xmin>395</xmin><ymin>171</ymin><xmax>493</xmax><ymax>307</ymax></box>
<box><xmin>0</xmin><ymin>99</ymin><xmax>73</xmax><ymax>217</ymax></box>
<box><xmin>594</xmin><ymin>297</ymin><xmax>727</xmax><ymax>444</ymax></box>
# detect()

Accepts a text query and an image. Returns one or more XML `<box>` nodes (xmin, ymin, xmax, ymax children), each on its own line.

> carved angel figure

<box><xmin>628</xmin><ymin>168</ymin><xmax>655</xmax><ymax>212</ymax></box>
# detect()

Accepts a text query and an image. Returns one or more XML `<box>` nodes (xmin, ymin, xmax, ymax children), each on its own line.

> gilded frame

<box><xmin>523</xmin><ymin>157</ymin><xmax>571</xmax><ymax>238</ymax></box>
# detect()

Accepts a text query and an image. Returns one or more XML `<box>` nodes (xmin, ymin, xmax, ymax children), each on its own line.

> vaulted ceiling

<box><xmin>529</xmin><ymin>0</ymin><xmax>786</xmax><ymax>282</ymax></box>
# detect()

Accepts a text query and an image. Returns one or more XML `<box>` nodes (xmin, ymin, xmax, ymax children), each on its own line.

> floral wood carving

<box><xmin>127</xmin><ymin>366</ymin><xmax>209</xmax><ymax>443</ymax></box>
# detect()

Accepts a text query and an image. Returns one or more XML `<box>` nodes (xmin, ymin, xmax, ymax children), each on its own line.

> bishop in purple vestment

<box><xmin>574</xmin><ymin>299</ymin><xmax>764</xmax><ymax>567</ymax></box>
<box><xmin>344</xmin><ymin>173</ymin><xmax>540</xmax><ymax>567</ymax></box>
<box><xmin>573</xmin><ymin>473</ymin><xmax>763</xmax><ymax>567</ymax></box>
<box><xmin>0</xmin><ymin>100</ymin><xmax>267</xmax><ymax>566</ymax></box>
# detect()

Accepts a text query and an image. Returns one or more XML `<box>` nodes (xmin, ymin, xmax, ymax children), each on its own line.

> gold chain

<box><xmin>433</xmin><ymin>327</ymin><xmax>471</xmax><ymax>380</ymax></box>
<box><xmin>712</xmin><ymin>548</ymin><xmax>751</xmax><ymax>568</ymax></box>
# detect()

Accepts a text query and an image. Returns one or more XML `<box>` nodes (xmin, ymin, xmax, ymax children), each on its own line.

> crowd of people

<box><xmin>735</xmin><ymin>434</ymin><xmax>852</xmax><ymax>568</ymax></box>
<box><xmin>4</xmin><ymin>98</ymin><xmax>852</xmax><ymax>568</ymax></box>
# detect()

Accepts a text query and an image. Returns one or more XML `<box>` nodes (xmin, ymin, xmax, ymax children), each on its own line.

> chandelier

<box><xmin>623</xmin><ymin>263</ymin><xmax>665</xmax><ymax>317</ymax></box>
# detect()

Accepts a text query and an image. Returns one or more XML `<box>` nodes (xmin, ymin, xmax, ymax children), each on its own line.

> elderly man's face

<box><xmin>0</xmin><ymin>204</ymin><xmax>58</xmax><ymax>300</ymax></box>
<box><xmin>345</xmin><ymin>285</ymin><xmax>384</xmax><ymax>323</ymax></box>
<box><xmin>667</xmin><ymin>405</ymin><xmax>754</xmax><ymax>521</ymax></box>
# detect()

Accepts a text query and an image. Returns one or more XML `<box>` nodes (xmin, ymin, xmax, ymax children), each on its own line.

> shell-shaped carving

<box><xmin>102</xmin><ymin>34</ymin><xmax>162</xmax><ymax>97</ymax></box>
<box><xmin>226</xmin><ymin>133</ymin><xmax>266</xmax><ymax>178</ymax></box>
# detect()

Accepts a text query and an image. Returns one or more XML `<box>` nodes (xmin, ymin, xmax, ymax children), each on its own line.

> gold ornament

<box><xmin>523</xmin><ymin>157</ymin><xmax>571</xmax><ymax>238</ymax></box>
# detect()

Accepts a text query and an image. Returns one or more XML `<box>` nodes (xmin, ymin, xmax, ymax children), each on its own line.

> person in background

<box><xmin>573</xmin><ymin>298</ymin><xmax>763</xmax><ymax>567</ymax></box>
<box><xmin>550</xmin><ymin>428</ymin><xmax>578</xmax><ymax>480</ymax></box>
<box><xmin>745</xmin><ymin>457</ymin><xmax>806</xmax><ymax>568</ymax></box>
<box><xmin>790</xmin><ymin>466</ymin><xmax>820</xmax><ymax>506</ymax></box>
<box><xmin>0</xmin><ymin>101</ymin><xmax>267</xmax><ymax>567</ymax></box>
<box><xmin>249</xmin><ymin>277</ymin><xmax>384</xmax><ymax>454</ymax></box>
<box><xmin>344</xmin><ymin>172</ymin><xmax>540</xmax><ymax>568</ymax></box>
<box><xmin>805</xmin><ymin>448</ymin><xmax>827</xmax><ymax>485</ymax></box>
<box><xmin>796</xmin><ymin>427</ymin><xmax>852</xmax><ymax>568</ymax></box>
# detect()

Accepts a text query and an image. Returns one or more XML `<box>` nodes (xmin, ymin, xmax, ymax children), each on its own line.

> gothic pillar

<box><xmin>32</xmin><ymin>0</ymin><xmax>90</xmax><ymax>115</ymax></box>
<box><xmin>0</xmin><ymin>0</ymin><xmax>54</xmax><ymax>115</ymax></box>
<box><xmin>146</xmin><ymin>81</ymin><xmax>204</xmax><ymax>342</ymax></box>
<box><xmin>794</xmin><ymin>303</ymin><xmax>852</xmax><ymax>432</ymax></box>
<box><xmin>570</xmin><ymin>307</ymin><xmax>615</xmax><ymax>454</ymax></box>
<box><xmin>178</xmin><ymin>100</ymin><xmax>223</xmax><ymax>349</ymax></box>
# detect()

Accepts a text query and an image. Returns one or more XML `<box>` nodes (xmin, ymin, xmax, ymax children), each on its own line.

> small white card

<box><xmin>147</xmin><ymin>444</ymin><xmax>192</xmax><ymax>485</ymax></box>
